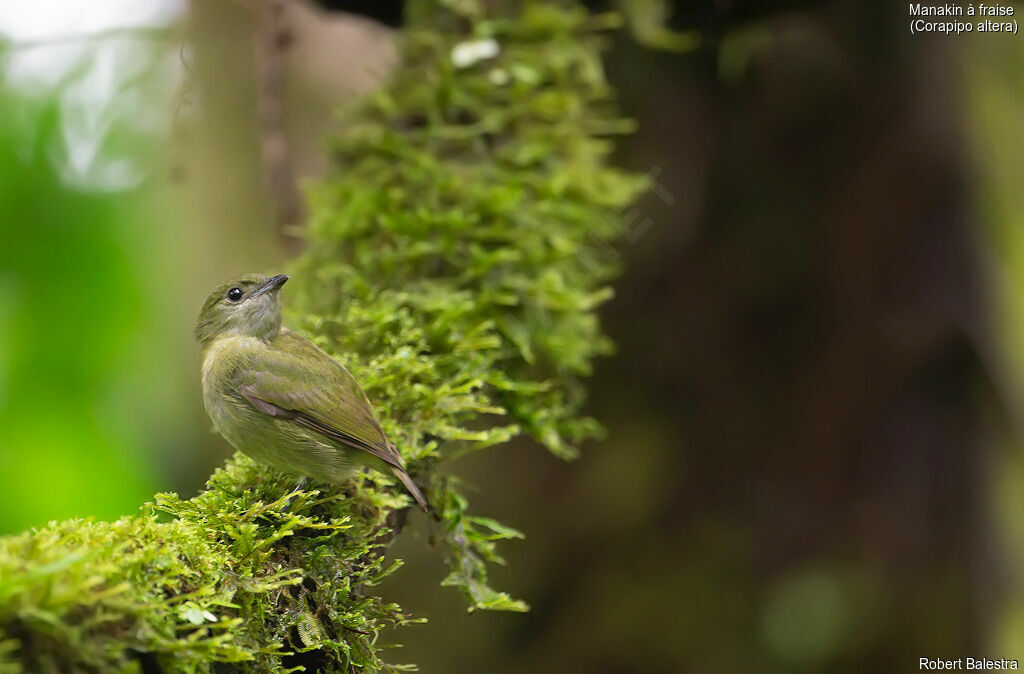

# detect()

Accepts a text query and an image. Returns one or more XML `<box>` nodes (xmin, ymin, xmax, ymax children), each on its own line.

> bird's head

<box><xmin>195</xmin><ymin>273</ymin><xmax>289</xmax><ymax>345</ymax></box>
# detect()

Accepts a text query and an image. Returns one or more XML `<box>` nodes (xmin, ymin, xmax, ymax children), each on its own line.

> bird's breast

<box><xmin>201</xmin><ymin>335</ymin><xmax>262</xmax><ymax>428</ymax></box>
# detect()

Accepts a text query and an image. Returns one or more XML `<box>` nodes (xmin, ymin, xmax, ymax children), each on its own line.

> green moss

<box><xmin>0</xmin><ymin>1</ymin><xmax>645</xmax><ymax>671</ymax></box>
<box><xmin>0</xmin><ymin>456</ymin><xmax>414</xmax><ymax>672</ymax></box>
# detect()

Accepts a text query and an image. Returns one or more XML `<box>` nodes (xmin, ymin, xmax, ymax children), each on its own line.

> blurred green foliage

<box><xmin>0</xmin><ymin>75</ymin><xmax>162</xmax><ymax>533</ymax></box>
<box><xmin>966</xmin><ymin>33</ymin><xmax>1024</xmax><ymax>658</ymax></box>
<box><xmin>621</xmin><ymin>0</ymin><xmax>701</xmax><ymax>52</ymax></box>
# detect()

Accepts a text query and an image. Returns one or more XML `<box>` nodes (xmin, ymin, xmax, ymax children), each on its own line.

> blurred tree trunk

<box><xmin>599</xmin><ymin>2</ymin><xmax>992</xmax><ymax>670</ymax></box>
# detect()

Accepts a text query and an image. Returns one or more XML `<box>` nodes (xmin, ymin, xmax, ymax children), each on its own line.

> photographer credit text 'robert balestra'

<box><xmin>921</xmin><ymin>658</ymin><xmax>1019</xmax><ymax>670</ymax></box>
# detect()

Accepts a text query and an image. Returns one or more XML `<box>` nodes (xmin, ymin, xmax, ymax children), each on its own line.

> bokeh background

<box><xmin>1</xmin><ymin>1</ymin><xmax>1023</xmax><ymax>672</ymax></box>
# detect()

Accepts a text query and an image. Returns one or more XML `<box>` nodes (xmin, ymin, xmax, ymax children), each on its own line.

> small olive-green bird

<box><xmin>195</xmin><ymin>273</ymin><xmax>428</xmax><ymax>511</ymax></box>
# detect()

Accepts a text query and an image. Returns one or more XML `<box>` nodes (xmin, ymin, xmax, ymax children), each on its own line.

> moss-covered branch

<box><xmin>0</xmin><ymin>1</ymin><xmax>645</xmax><ymax>671</ymax></box>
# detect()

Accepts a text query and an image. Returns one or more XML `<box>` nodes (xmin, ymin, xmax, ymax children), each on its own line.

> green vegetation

<box><xmin>0</xmin><ymin>1</ymin><xmax>645</xmax><ymax>671</ymax></box>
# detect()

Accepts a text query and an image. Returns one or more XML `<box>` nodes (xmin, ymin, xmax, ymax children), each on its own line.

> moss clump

<box><xmin>0</xmin><ymin>457</ymin><xmax>413</xmax><ymax>673</ymax></box>
<box><xmin>0</xmin><ymin>1</ymin><xmax>645</xmax><ymax>671</ymax></box>
<box><xmin>292</xmin><ymin>0</ymin><xmax>646</xmax><ymax>615</ymax></box>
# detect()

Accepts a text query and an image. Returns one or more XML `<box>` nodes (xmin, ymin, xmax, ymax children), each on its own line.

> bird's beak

<box><xmin>251</xmin><ymin>274</ymin><xmax>289</xmax><ymax>298</ymax></box>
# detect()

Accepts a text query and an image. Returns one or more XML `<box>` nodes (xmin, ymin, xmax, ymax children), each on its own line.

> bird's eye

<box><xmin>226</xmin><ymin>287</ymin><xmax>244</xmax><ymax>302</ymax></box>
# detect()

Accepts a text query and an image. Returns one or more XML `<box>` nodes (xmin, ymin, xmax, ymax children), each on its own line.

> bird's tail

<box><xmin>392</xmin><ymin>467</ymin><xmax>430</xmax><ymax>513</ymax></box>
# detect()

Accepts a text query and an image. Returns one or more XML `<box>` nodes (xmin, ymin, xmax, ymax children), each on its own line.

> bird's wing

<box><xmin>233</xmin><ymin>330</ymin><xmax>405</xmax><ymax>471</ymax></box>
